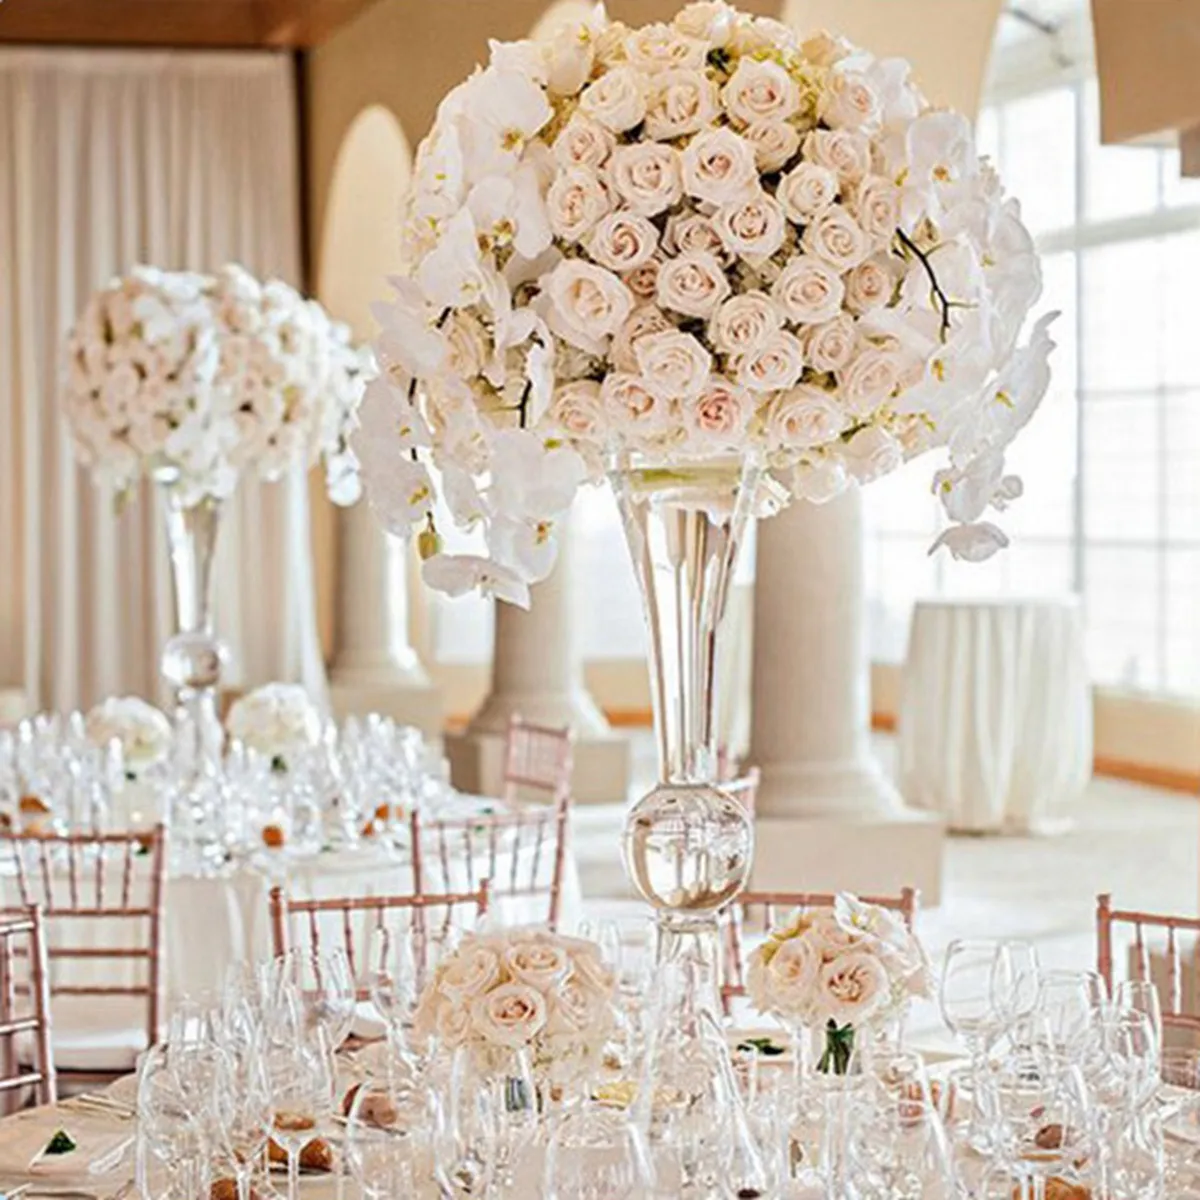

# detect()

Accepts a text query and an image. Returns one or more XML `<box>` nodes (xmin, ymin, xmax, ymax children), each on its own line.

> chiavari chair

<box><xmin>1097</xmin><ymin>893</ymin><xmax>1200</xmax><ymax>1032</ymax></box>
<box><xmin>720</xmin><ymin>886</ymin><xmax>919</xmax><ymax>1015</ymax></box>
<box><xmin>0</xmin><ymin>826</ymin><xmax>167</xmax><ymax>1079</ymax></box>
<box><xmin>411</xmin><ymin>794</ymin><xmax>571</xmax><ymax>931</ymax></box>
<box><xmin>0</xmin><ymin>906</ymin><xmax>55</xmax><ymax>1113</ymax></box>
<box><xmin>268</xmin><ymin>880</ymin><xmax>491</xmax><ymax>1000</ymax></box>
<box><xmin>502</xmin><ymin>715</ymin><xmax>573</xmax><ymax>804</ymax></box>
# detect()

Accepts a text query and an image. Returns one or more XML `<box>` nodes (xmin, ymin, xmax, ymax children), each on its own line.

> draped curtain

<box><xmin>0</xmin><ymin>48</ymin><xmax>327</xmax><ymax>713</ymax></box>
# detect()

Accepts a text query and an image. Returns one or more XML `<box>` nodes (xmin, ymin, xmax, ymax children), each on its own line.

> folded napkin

<box><xmin>21</xmin><ymin>1124</ymin><xmax>132</xmax><ymax>1179</ymax></box>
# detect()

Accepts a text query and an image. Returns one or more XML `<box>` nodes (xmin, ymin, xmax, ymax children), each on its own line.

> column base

<box><xmin>444</xmin><ymin>727</ymin><xmax>632</xmax><ymax>806</ymax></box>
<box><xmin>750</xmin><ymin>809</ymin><xmax>946</xmax><ymax>906</ymax></box>
<box><xmin>328</xmin><ymin>676</ymin><xmax>444</xmax><ymax>738</ymax></box>
<box><xmin>754</xmin><ymin>756</ymin><xmax>905</xmax><ymax>819</ymax></box>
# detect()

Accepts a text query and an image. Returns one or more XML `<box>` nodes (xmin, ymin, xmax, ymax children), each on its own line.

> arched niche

<box><xmin>782</xmin><ymin>0</ymin><xmax>1003</xmax><ymax>117</ymax></box>
<box><xmin>311</xmin><ymin>104</ymin><xmax>418</xmax><ymax>666</ymax></box>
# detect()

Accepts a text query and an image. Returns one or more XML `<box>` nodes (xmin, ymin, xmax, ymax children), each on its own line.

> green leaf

<box><xmin>45</xmin><ymin>1129</ymin><xmax>76</xmax><ymax>1156</ymax></box>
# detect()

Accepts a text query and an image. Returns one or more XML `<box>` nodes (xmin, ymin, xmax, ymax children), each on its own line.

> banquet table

<box><xmin>898</xmin><ymin>598</ymin><xmax>1093</xmax><ymax>835</ymax></box>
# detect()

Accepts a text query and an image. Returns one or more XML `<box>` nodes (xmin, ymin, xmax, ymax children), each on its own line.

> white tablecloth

<box><xmin>898</xmin><ymin>598</ymin><xmax>1093</xmax><ymax>834</ymax></box>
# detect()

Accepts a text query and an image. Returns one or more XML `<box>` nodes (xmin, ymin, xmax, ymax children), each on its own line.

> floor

<box><xmin>576</xmin><ymin>732</ymin><xmax>1200</xmax><ymax>1053</ymax></box>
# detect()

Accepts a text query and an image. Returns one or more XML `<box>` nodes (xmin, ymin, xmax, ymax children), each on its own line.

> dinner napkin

<box><xmin>25</xmin><ymin>1125</ymin><xmax>132</xmax><ymax>1178</ymax></box>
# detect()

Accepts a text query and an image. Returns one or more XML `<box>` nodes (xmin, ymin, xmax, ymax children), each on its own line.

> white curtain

<box><xmin>0</xmin><ymin>48</ymin><xmax>327</xmax><ymax>713</ymax></box>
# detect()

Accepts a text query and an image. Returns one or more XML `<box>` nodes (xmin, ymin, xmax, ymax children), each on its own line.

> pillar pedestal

<box><xmin>748</xmin><ymin>489</ymin><xmax>945</xmax><ymax>903</ymax></box>
<box><xmin>444</xmin><ymin>523</ymin><xmax>632</xmax><ymax>805</ymax></box>
<box><xmin>329</xmin><ymin>502</ymin><xmax>442</xmax><ymax>736</ymax></box>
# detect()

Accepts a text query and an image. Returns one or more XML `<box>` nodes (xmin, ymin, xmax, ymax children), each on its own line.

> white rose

<box><xmin>552</xmin><ymin>114</ymin><xmax>617</xmax><ymax>171</ymax></box>
<box><xmin>801</xmin><ymin>31</ymin><xmax>853</xmax><ymax>68</ymax></box>
<box><xmin>587</xmin><ymin>211</ymin><xmax>659</xmax><ymax>272</ymax></box>
<box><xmin>545</xmin><ymin>976</ymin><xmax>611</xmax><ymax>1039</ymax></box>
<box><xmin>820</xmin><ymin>70</ymin><xmax>881</xmax><ymax>131</ymax></box>
<box><xmin>744</xmin><ymin>119</ymin><xmax>801</xmax><ymax>172</ymax></box>
<box><xmin>546</xmin><ymin>260</ymin><xmax>634</xmax><ymax>352</ymax></box>
<box><xmin>793</xmin><ymin>455</ymin><xmax>851</xmax><ymax>502</ymax></box>
<box><xmin>839</xmin><ymin>345</ymin><xmax>905</xmax><ymax>415</ymax></box>
<box><xmin>842</xmin><ymin>424</ymin><xmax>904</xmax><ymax>483</ymax></box>
<box><xmin>226</xmin><ymin>683</ymin><xmax>321</xmax><ymax>760</ymax></box>
<box><xmin>708</xmin><ymin>291</ymin><xmax>781</xmax><ymax>357</ymax></box>
<box><xmin>683</xmin><ymin>377</ymin><xmax>752</xmax><ymax>447</ymax></box>
<box><xmin>623</xmin><ymin>256</ymin><xmax>662</xmax><ymax>302</ymax></box>
<box><xmin>444</xmin><ymin>313</ymin><xmax>490</xmax><ymax>379</ymax></box>
<box><xmin>750</xmin><ymin>935</ymin><xmax>822</xmax><ymax>1018</ymax></box>
<box><xmin>778</xmin><ymin>162</ymin><xmax>840</xmax><ymax>223</ymax></box>
<box><xmin>579</xmin><ymin>65</ymin><xmax>648</xmax><ymax>133</ymax></box>
<box><xmin>548</xmin><ymin>379</ymin><xmax>607</xmax><ymax>441</ymax></box>
<box><xmin>802</xmin><ymin>206</ymin><xmax>870</xmax><ymax>271</ymax></box>
<box><xmin>737</xmin><ymin>329</ymin><xmax>805</xmax><ymax>393</ymax></box>
<box><xmin>713</xmin><ymin>191</ymin><xmax>786</xmax><ymax>260</ymax></box>
<box><xmin>505</xmin><ymin>938</ymin><xmax>572</xmax><ymax>991</ymax></box>
<box><xmin>84</xmin><ymin>697</ymin><xmax>172</xmax><ymax>770</ymax></box>
<box><xmin>771</xmin><ymin>256</ymin><xmax>846</xmax><ymax>325</ymax></box>
<box><xmin>853</xmin><ymin>176</ymin><xmax>901</xmax><ymax>243</ymax></box>
<box><xmin>625</xmin><ymin>23</ymin><xmax>709</xmax><ymax>73</ymax></box>
<box><xmin>601</xmin><ymin>372</ymin><xmax>674</xmax><ymax>435</ymax></box>
<box><xmin>729</xmin><ymin>15</ymin><xmax>796</xmax><ymax>57</ymax></box>
<box><xmin>471</xmin><ymin>982</ymin><xmax>548</xmax><ymax>1048</ymax></box>
<box><xmin>817</xmin><ymin>950</ymin><xmax>892</xmax><ymax>1027</ymax></box>
<box><xmin>681</xmin><ymin>127</ymin><xmax>759</xmax><ymax>205</ymax></box>
<box><xmin>804</xmin><ymin>128</ymin><xmax>872</xmax><ymax>184</ymax></box>
<box><xmin>434</xmin><ymin>1001</ymin><xmax>473</xmax><ymax>1049</ymax></box>
<box><xmin>722</xmin><ymin>56</ymin><xmax>800</xmax><ymax>125</ymax></box>
<box><xmin>673</xmin><ymin>0</ymin><xmax>735</xmax><ymax>45</ymax></box>
<box><xmin>634</xmin><ymin>329</ymin><xmax>712</xmax><ymax>399</ymax></box>
<box><xmin>440</xmin><ymin>945</ymin><xmax>503</xmax><ymax>1004</ymax></box>
<box><xmin>803</xmin><ymin>314</ymin><xmax>859</xmax><ymax>373</ymax></box>
<box><xmin>846</xmin><ymin>259</ymin><xmax>894</xmax><ymax>314</ymax></box>
<box><xmin>665</xmin><ymin>212</ymin><xmax>726</xmax><ymax>260</ymax></box>
<box><xmin>613</xmin><ymin>304</ymin><xmax>676</xmax><ymax>373</ymax></box>
<box><xmin>644</xmin><ymin>68</ymin><xmax>720</xmax><ymax>140</ymax></box>
<box><xmin>546</xmin><ymin>167</ymin><xmax>611</xmax><ymax>243</ymax></box>
<box><xmin>767</xmin><ymin>384</ymin><xmax>848</xmax><ymax>449</ymax></box>
<box><xmin>656</xmin><ymin>251</ymin><xmax>731</xmax><ymax>318</ymax></box>
<box><xmin>608</xmin><ymin>142</ymin><xmax>683</xmax><ymax>217</ymax></box>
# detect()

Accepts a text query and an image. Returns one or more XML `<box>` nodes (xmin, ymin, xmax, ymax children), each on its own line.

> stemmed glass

<box><xmin>1036</xmin><ymin>969</ymin><xmax>1106</xmax><ymax>1061</ymax></box>
<box><xmin>434</xmin><ymin>1063</ymin><xmax>497</xmax><ymax>1199</ymax></box>
<box><xmin>366</xmin><ymin>924</ymin><xmax>421</xmax><ymax>1073</ymax></box>
<box><xmin>345</xmin><ymin>1076</ymin><xmax>438</xmax><ymax>1199</ymax></box>
<box><xmin>543</xmin><ymin>1104</ymin><xmax>656</xmax><ymax>1200</ymax></box>
<box><xmin>138</xmin><ymin>1043</ymin><xmax>216</xmax><ymax>1200</ymax></box>
<box><xmin>214</xmin><ymin>1049</ymin><xmax>273</xmax><ymax>1200</ymax></box>
<box><xmin>265</xmin><ymin>1041</ymin><xmax>330</xmax><ymax>1200</ymax></box>
<box><xmin>1114</xmin><ymin>979</ymin><xmax>1164</xmax><ymax>1057</ymax></box>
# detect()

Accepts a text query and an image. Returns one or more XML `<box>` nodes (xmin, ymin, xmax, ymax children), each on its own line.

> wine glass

<box><xmin>434</xmin><ymin>1063</ymin><xmax>497</xmax><ymax>1199</ymax></box>
<box><xmin>345</xmin><ymin>1076</ymin><xmax>437</xmax><ymax>1199</ymax></box>
<box><xmin>1036</xmin><ymin>969</ymin><xmax>1106</xmax><ymax>1060</ymax></box>
<box><xmin>940</xmin><ymin>940</ymin><xmax>1013</xmax><ymax>1065</ymax></box>
<box><xmin>265</xmin><ymin>1042</ymin><xmax>329</xmax><ymax>1200</ymax></box>
<box><xmin>544</xmin><ymin>1104</ymin><xmax>655</xmax><ymax>1200</ymax></box>
<box><xmin>998</xmin><ymin>939</ymin><xmax>1041</xmax><ymax>1038</ymax></box>
<box><xmin>1114</xmin><ymin>979</ymin><xmax>1164</xmax><ymax>1058</ymax></box>
<box><xmin>139</xmin><ymin>1044</ymin><xmax>214</xmax><ymax>1200</ymax></box>
<box><xmin>214</xmin><ymin>1049</ymin><xmax>273</xmax><ymax>1200</ymax></box>
<box><xmin>367</xmin><ymin>925</ymin><xmax>420</xmax><ymax>1062</ymax></box>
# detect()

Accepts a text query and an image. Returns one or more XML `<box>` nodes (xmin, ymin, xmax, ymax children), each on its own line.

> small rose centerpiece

<box><xmin>225</xmin><ymin>683</ymin><xmax>321</xmax><ymax>772</ymax></box>
<box><xmin>84</xmin><ymin>696</ymin><xmax>173</xmax><ymax>781</ymax></box>
<box><xmin>747</xmin><ymin>893</ymin><xmax>929</xmax><ymax>1074</ymax></box>
<box><xmin>413</xmin><ymin>929</ymin><xmax>617</xmax><ymax>1083</ymax></box>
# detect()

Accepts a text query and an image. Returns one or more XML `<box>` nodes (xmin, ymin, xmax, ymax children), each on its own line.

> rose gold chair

<box><xmin>0</xmin><ymin>906</ymin><xmax>56</xmax><ymax>1113</ymax></box>
<box><xmin>0</xmin><ymin>826</ymin><xmax>167</xmax><ymax>1080</ymax></box>
<box><xmin>502</xmin><ymin>715</ymin><xmax>573</xmax><ymax>804</ymax></box>
<box><xmin>268</xmin><ymin>880</ymin><xmax>491</xmax><ymax>999</ymax></box>
<box><xmin>1097</xmin><ymin>893</ymin><xmax>1200</xmax><ymax>1032</ymax></box>
<box><xmin>410</xmin><ymin>795</ymin><xmax>571</xmax><ymax>931</ymax></box>
<box><xmin>720</xmin><ymin>886</ymin><xmax>919</xmax><ymax>1015</ymax></box>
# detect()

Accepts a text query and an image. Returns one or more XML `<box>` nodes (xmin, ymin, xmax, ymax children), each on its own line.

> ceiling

<box><xmin>0</xmin><ymin>0</ymin><xmax>386</xmax><ymax>48</ymax></box>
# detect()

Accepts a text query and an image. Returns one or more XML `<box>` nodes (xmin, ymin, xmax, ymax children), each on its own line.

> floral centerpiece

<box><xmin>225</xmin><ymin>683</ymin><xmax>321</xmax><ymax>773</ymax></box>
<box><xmin>355</xmin><ymin>0</ymin><xmax>1053</xmax><ymax>1151</ymax></box>
<box><xmin>413</xmin><ymin>928</ymin><xmax>617</xmax><ymax>1084</ymax></box>
<box><xmin>84</xmin><ymin>696</ymin><xmax>173</xmax><ymax>780</ymax></box>
<box><xmin>63</xmin><ymin>264</ymin><xmax>374</xmax><ymax>723</ymax></box>
<box><xmin>748</xmin><ymin>893</ymin><xmax>929</xmax><ymax>1074</ymax></box>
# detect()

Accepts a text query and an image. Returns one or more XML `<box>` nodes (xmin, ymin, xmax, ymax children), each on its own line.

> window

<box><xmin>865</xmin><ymin>80</ymin><xmax>1200</xmax><ymax>697</ymax></box>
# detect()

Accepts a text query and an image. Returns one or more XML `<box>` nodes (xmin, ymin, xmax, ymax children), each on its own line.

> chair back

<box><xmin>720</xmin><ymin>886</ymin><xmax>919</xmax><ymax>1014</ymax></box>
<box><xmin>268</xmin><ymin>881</ymin><xmax>491</xmax><ymax>998</ymax></box>
<box><xmin>0</xmin><ymin>906</ymin><xmax>55</xmax><ymax>1112</ymax></box>
<box><xmin>502</xmin><ymin>715</ymin><xmax>573</xmax><ymax>805</ymax></box>
<box><xmin>411</xmin><ymin>795</ymin><xmax>571</xmax><ymax>931</ymax></box>
<box><xmin>1097</xmin><ymin>893</ymin><xmax>1200</xmax><ymax>1031</ymax></box>
<box><xmin>0</xmin><ymin>827</ymin><xmax>166</xmax><ymax>1053</ymax></box>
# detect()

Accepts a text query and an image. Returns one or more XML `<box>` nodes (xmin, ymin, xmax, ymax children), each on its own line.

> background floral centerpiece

<box><xmin>84</xmin><ymin>696</ymin><xmax>173</xmax><ymax>781</ymax></box>
<box><xmin>413</xmin><ymin>928</ymin><xmax>617</xmax><ymax>1086</ymax></box>
<box><xmin>748</xmin><ymin>893</ymin><xmax>930</xmax><ymax>1074</ymax></box>
<box><xmin>356</xmin><ymin>0</ymin><xmax>1055</xmax><ymax>604</ymax></box>
<box><xmin>225</xmin><ymin>683</ymin><xmax>321</xmax><ymax>773</ymax></box>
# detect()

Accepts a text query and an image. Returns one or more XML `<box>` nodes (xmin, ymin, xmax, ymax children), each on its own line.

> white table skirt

<box><xmin>898</xmin><ymin>598</ymin><xmax>1093</xmax><ymax>834</ymax></box>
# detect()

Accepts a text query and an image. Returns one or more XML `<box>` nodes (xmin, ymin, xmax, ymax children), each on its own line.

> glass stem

<box><xmin>288</xmin><ymin>1146</ymin><xmax>301</xmax><ymax>1200</ymax></box>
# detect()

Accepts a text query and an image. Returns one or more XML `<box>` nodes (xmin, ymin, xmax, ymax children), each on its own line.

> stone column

<box><xmin>444</xmin><ymin>514</ymin><xmax>632</xmax><ymax>804</ymax></box>
<box><xmin>747</xmin><ymin>490</ymin><xmax>945</xmax><ymax>902</ymax></box>
<box><xmin>328</xmin><ymin>502</ymin><xmax>443</xmax><ymax>735</ymax></box>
